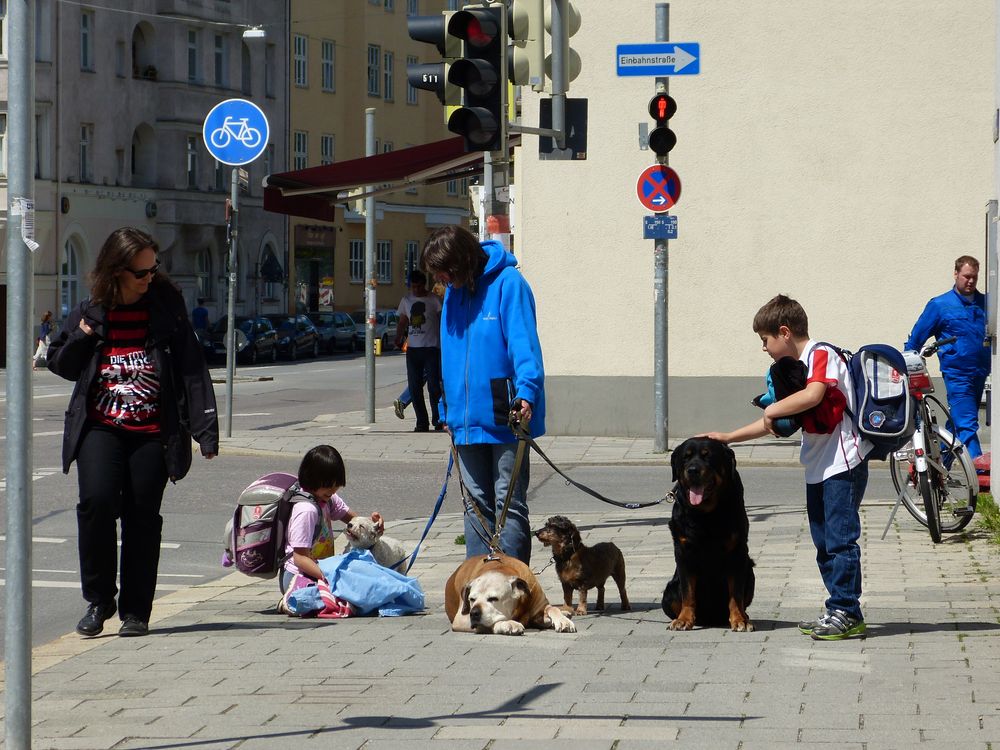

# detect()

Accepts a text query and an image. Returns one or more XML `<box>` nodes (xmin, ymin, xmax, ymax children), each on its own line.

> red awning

<box><xmin>263</xmin><ymin>135</ymin><xmax>512</xmax><ymax>223</ymax></box>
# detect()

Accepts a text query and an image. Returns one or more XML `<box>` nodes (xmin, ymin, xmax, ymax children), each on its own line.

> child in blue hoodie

<box><xmin>421</xmin><ymin>225</ymin><xmax>545</xmax><ymax>564</ymax></box>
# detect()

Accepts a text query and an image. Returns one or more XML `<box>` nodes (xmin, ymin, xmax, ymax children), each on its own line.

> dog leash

<box><xmin>507</xmin><ymin>416</ymin><xmax>669</xmax><ymax>510</ymax></box>
<box><xmin>394</xmin><ymin>451</ymin><xmax>455</xmax><ymax>574</ymax></box>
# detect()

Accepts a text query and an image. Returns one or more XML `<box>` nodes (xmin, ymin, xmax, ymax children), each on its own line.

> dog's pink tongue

<box><xmin>688</xmin><ymin>487</ymin><xmax>705</xmax><ymax>506</ymax></box>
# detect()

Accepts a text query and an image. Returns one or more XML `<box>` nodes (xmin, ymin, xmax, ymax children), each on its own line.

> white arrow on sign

<box><xmin>671</xmin><ymin>45</ymin><xmax>697</xmax><ymax>72</ymax></box>
<box><xmin>652</xmin><ymin>195</ymin><xmax>667</xmax><ymax>205</ymax></box>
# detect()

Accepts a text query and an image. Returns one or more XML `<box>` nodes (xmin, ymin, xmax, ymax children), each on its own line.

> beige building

<box><xmin>516</xmin><ymin>0</ymin><xmax>995</xmax><ymax>437</ymax></box>
<box><xmin>0</xmin><ymin>0</ymin><xmax>287</xmax><ymax>346</ymax></box>
<box><xmin>283</xmin><ymin>0</ymin><xmax>469</xmax><ymax>318</ymax></box>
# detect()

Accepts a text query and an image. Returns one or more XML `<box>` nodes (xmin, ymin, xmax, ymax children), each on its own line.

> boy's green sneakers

<box><xmin>797</xmin><ymin>613</ymin><xmax>826</xmax><ymax>635</ymax></box>
<box><xmin>810</xmin><ymin>609</ymin><xmax>866</xmax><ymax>640</ymax></box>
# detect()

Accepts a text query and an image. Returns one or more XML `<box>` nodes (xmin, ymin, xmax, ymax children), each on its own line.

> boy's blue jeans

<box><xmin>805</xmin><ymin>460</ymin><xmax>869</xmax><ymax>621</ymax></box>
<box><xmin>456</xmin><ymin>443</ymin><xmax>532</xmax><ymax>564</ymax></box>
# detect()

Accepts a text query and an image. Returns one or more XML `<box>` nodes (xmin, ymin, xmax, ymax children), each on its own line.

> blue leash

<box><xmin>397</xmin><ymin>451</ymin><xmax>454</xmax><ymax>574</ymax></box>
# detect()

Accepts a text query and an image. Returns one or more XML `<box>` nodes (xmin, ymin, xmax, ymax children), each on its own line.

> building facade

<box><xmin>0</xmin><ymin>0</ymin><xmax>288</xmax><ymax>336</ymax></box>
<box><xmin>284</xmin><ymin>0</ymin><xmax>469</xmax><ymax>318</ymax></box>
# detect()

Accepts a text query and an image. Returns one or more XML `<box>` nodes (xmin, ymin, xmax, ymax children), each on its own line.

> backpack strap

<box><xmin>813</xmin><ymin>341</ymin><xmax>856</xmax><ymax>422</ymax></box>
<box><xmin>279</xmin><ymin>483</ymin><xmax>324</xmax><ymax>569</ymax></box>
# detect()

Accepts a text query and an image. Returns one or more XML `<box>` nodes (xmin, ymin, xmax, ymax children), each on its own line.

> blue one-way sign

<box><xmin>616</xmin><ymin>43</ymin><xmax>700</xmax><ymax>76</ymax></box>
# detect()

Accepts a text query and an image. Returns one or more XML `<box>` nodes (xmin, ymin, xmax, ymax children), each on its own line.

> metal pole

<box><xmin>653</xmin><ymin>2</ymin><xmax>670</xmax><ymax>452</ymax></box>
<box><xmin>365</xmin><ymin>108</ymin><xmax>376</xmax><ymax>422</ymax></box>
<box><xmin>550</xmin><ymin>0</ymin><xmax>568</xmax><ymax>149</ymax></box>
<box><xmin>5</xmin><ymin>1</ymin><xmax>35</xmax><ymax>745</ymax></box>
<box><xmin>225</xmin><ymin>167</ymin><xmax>238</xmax><ymax>438</ymax></box>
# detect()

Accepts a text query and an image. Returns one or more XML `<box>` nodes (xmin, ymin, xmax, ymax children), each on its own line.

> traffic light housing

<box><xmin>406</xmin><ymin>12</ymin><xmax>460</xmax><ymax>107</ymax></box>
<box><xmin>447</xmin><ymin>4</ymin><xmax>506</xmax><ymax>152</ymax></box>
<box><xmin>509</xmin><ymin>0</ymin><xmax>544</xmax><ymax>90</ymax></box>
<box><xmin>544</xmin><ymin>0</ymin><xmax>581</xmax><ymax>92</ymax></box>
<box><xmin>648</xmin><ymin>92</ymin><xmax>676</xmax><ymax>157</ymax></box>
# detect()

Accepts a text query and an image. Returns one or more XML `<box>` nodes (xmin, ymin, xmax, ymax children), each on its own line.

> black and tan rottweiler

<box><xmin>661</xmin><ymin>437</ymin><xmax>755</xmax><ymax>631</ymax></box>
<box><xmin>535</xmin><ymin>515</ymin><xmax>630</xmax><ymax>615</ymax></box>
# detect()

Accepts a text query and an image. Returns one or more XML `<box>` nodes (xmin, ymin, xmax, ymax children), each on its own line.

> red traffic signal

<box><xmin>648</xmin><ymin>93</ymin><xmax>676</xmax><ymax>124</ymax></box>
<box><xmin>447</xmin><ymin>6</ymin><xmax>505</xmax><ymax>152</ymax></box>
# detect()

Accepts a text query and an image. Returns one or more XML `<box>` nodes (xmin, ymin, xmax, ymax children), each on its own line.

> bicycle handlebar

<box><xmin>919</xmin><ymin>336</ymin><xmax>958</xmax><ymax>358</ymax></box>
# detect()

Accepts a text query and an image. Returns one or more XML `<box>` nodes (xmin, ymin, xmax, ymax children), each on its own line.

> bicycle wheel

<box><xmin>890</xmin><ymin>423</ymin><xmax>978</xmax><ymax>533</ymax></box>
<box><xmin>918</xmin><ymin>471</ymin><xmax>943</xmax><ymax>543</ymax></box>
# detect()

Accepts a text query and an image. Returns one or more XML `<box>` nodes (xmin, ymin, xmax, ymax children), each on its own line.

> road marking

<box><xmin>0</xmin><ymin>579</ymin><xmax>188</xmax><ymax>591</ymax></box>
<box><xmin>0</xmin><ymin>567</ymin><xmax>204</xmax><ymax>578</ymax></box>
<box><xmin>0</xmin><ymin>536</ymin><xmax>67</xmax><ymax>544</ymax></box>
<box><xmin>0</xmin><ymin>468</ymin><xmax>62</xmax><ymax>491</ymax></box>
<box><xmin>0</xmin><ymin>431</ymin><xmax>64</xmax><ymax>441</ymax></box>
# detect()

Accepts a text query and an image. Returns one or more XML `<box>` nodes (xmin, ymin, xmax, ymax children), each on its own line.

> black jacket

<box><xmin>47</xmin><ymin>282</ymin><xmax>219</xmax><ymax>481</ymax></box>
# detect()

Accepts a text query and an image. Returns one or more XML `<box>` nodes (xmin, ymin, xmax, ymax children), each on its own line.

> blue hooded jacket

<box><xmin>904</xmin><ymin>287</ymin><xmax>989</xmax><ymax>378</ymax></box>
<box><xmin>439</xmin><ymin>239</ymin><xmax>545</xmax><ymax>444</ymax></box>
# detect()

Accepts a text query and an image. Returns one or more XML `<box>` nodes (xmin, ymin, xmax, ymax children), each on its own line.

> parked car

<box><xmin>202</xmin><ymin>316</ymin><xmax>279</xmax><ymax>365</ymax></box>
<box><xmin>350</xmin><ymin>309</ymin><xmax>400</xmax><ymax>352</ymax></box>
<box><xmin>265</xmin><ymin>313</ymin><xmax>321</xmax><ymax>360</ymax></box>
<box><xmin>308</xmin><ymin>311</ymin><xmax>357</xmax><ymax>353</ymax></box>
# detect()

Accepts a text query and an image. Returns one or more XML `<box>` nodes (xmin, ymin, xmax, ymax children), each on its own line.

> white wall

<box><xmin>520</xmin><ymin>0</ymin><xmax>994</xmax><ymax>383</ymax></box>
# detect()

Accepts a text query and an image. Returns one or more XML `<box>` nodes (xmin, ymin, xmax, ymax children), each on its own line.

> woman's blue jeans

<box><xmin>455</xmin><ymin>443</ymin><xmax>532</xmax><ymax>564</ymax></box>
<box><xmin>805</xmin><ymin>460</ymin><xmax>869</xmax><ymax>621</ymax></box>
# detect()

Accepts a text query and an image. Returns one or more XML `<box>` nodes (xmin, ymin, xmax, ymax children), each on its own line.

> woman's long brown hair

<box><xmin>420</xmin><ymin>225</ymin><xmax>486</xmax><ymax>292</ymax></box>
<box><xmin>88</xmin><ymin>227</ymin><xmax>171</xmax><ymax>307</ymax></box>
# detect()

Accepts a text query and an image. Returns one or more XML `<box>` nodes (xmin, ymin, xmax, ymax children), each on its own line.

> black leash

<box><xmin>507</xmin><ymin>410</ymin><xmax>667</xmax><ymax>510</ymax></box>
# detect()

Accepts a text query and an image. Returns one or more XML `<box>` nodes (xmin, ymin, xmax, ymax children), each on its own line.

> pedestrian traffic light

<box><xmin>648</xmin><ymin>92</ymin><xmax>676</xmax><ymax>157</ymax></box>
<box><xmin>447</xmin><ymin>4</ymin><xmax>506</xmax><ymax>152</ymax></box>
<box><xmin>406</xmin><ymin>12</ymin><xmax>460</xmax><ymax>107</ymax></box>
<box><xmin>509</xmin><ymin>0</ymin><xmax>544</xmax><ymax>91</ymax></box>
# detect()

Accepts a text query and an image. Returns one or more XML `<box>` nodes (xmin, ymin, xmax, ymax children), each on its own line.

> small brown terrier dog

<box><xmin>534</xmin><ymin>515</ymin><xmax>631</xmax><ymax>615</ymax></box>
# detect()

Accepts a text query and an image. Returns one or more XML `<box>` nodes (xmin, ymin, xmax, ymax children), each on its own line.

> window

<box><xmin>36</xmin><ymin>0</ymin><xmax>52</xmax><ymax>63</ymax></box>
<box><xmin>446</xmin><ymin>178</ymin><xmax>459</xmax><ymax>196</ymax></box>
<box><xmin>321</xmin><ymin>40</ymin><xmax>335</xmax><ymax>92</ymax></box>
<box><xmin>79</xmin><ymin>124</ymin><xmax>92</xmax><ymax>182</ymax></box>
<box><xmin>293</xmin><ymin>131</ymin><xmax>308</xmax><ymax>170</ymax></box>
<box><xmin>214</xmin><ymin>34</ymin><xmax>227</xmax><ymax>86</ymax></box>
<box><xmin>367</xmin><ymin>45</ymin><xmax>381</xmax><ymax>97</ymax></box>
<box><xmin>408</xmin><ymin>0</ymin><xmax>419</xmax><ymax>13</ymax></box>
<box><xmin>447</xmin><ymin>0</ymin><xmax>460</xmax><ymax>9</ymax></box>
<box><xmin>215</xmin><ymin>159</ymin><xmax>225</xmax><ymax>191</ymax></box>
<box><xmin>35</xmin><ymin>110</ymin><xmax>51</xmax><ymax>179</ymax></box>
<box><xmin>61</xmin><ymin>238</ymin><xmax>82</xmax><ymax>319</ymax></box>
<box><xmin>405</xmin><ymin>241</ymin><xmax>420</xmax><ymax>278</ymax></box>
<box><xmin>265</xmin><ymin>43</ymin><xmax>275</xmax><ymax>97</ymax></box>
<box><xmin>384</xmin><ymin>0</ymin><xmax>394</xmax><ymax>10</ymax></box>
<box><xmin>115</xmin><ymin>149</ymin><xmax>124</xmax><ymax>184</ymax></box>
<box><xmin>294</xmin><ymin>34</ymin><xmax>307</xmax><ymax>87</ymax></box>
<box><xmin>383</xmin><ymin>51</ymin><xmax>394</xmax><ymax>101</ymax></box>
<box><xmin>187</xmin><ymin>29</ymin><xmax>200</xmax><ymax>82</ymax></box>
<box><xmin>80</xmin><ymin>10</ymin><xmax>94</xmax><ymax>70</ymax></box>
<box><xmin>349</xmin><ymin>240</ymin><xmax>365</xmax><ymax>283</ymax></box>
<box><xmin>186</xmin><ymin>135</ymin><xmax>198</xmax><ymax>188</ymax></box>
<box><xmin>406</xmin><ymin>55</ymin><xmax>418</xmax><ymax>104</ymax></box>
<box><xmin>264</xmin><ymin>143</ymin><xmax>274</xmax><ymax>176</ymax></box>
<box><xmin>376</xmin><ymin>241</ymin><xmax>392</xmax><ymax>284</ymax></box>
<box><xmin>196</xmin><ymin>248</ymin><xmax>213</xmax><ymax>300</ymax></box>
<box><xmin>320</xmin><ymin>134</ymin><xmax>335</xmax><ymax>165</ymax></box>
<box><xmin>0</xmin><ymin>114</ymin><xmax>6</xmax><ymax>176</ymax></box>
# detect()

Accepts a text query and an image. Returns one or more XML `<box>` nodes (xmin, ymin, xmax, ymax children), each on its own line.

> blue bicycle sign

<box><xmin>202</xmin><ymin>98</ymin><xmax>269</xmax><ymax>166</ymax></box>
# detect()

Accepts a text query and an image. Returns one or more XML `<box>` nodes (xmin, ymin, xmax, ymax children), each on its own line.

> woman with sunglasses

<box><xmin>47</xmin><ymin>227</ymin><xmax>219</xmax><ymax>638</ymax></box>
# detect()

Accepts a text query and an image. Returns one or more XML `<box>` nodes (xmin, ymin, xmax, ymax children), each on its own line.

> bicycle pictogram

<box><xmin>209</xmin><ymin>117</ymin><xmax>263</xmax><ymax>150</ymax></box>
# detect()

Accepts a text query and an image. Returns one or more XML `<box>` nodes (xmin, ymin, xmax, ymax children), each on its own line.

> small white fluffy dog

<box><xmin>342</xmin><ymin>516</ymin><xmax>408</xmax><ymax>569</ymax></box>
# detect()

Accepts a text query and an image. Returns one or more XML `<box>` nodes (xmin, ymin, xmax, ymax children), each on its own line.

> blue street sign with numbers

<box><xmin>616</xmin><ymin>43</ymin><xmax>701</xmax><ymax>76</ymax></box>
<box><xmin>644</xmin><ymin>215</ymin><xmax>678</xmax><ymax>240</ymax></box>
<box><xmin>202</xmin><ymin>98</ymin><xmax>269</xmax><ymax>166</ymax></box>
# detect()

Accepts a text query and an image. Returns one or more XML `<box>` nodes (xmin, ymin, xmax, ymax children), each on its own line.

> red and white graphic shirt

<box><xmin>798</xmin><ymin>340</ymin><xmax>870</xmax><ymax>483</ymax></box>
<box><xmin>87</xmin><ymin>302</ymin><xmax>161</xmax><ymax>433</ymax></box>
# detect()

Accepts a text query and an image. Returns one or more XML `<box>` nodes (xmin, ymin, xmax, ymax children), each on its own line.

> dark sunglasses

<box><xmin>124</xmin><ymin>262</ymin><xmax>159</xmax><ymax>280</ymax></box>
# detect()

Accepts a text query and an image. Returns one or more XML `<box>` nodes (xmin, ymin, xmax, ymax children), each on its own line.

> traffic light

<box><xmin>648</xmin><ymin>92</ymin><xmax>676</xmax><ymax>157</ymax></box>
<box><xmin>447</xmin><ymin>4</ymin><xmax>506</xmax><ymax>152</ymax></box>
<box><xmin>406</xmin><ymin>12</ymin><xmax>460</xmax><ymax>107</ymax></box>
<box><xmin>544</xmin><ymin>0</ymin><xmax>581</xmax><ymax>93</ymax></box>
<box><xmin>509</xmin><ymin>0</ymin><xmax>544</xmax><ymax>91</ymax></box>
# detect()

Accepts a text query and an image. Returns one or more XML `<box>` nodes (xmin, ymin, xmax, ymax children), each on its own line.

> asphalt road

<box><xmin>0</xmin><ymin>352</ymin><xmax>899</xmax><ymax>655</ymax></box>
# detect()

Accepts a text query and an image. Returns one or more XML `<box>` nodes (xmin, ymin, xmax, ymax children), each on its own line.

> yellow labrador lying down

<box><xmin>444</xmin><ymin>553</ymin><xmax>577</xmax><ymax>636</ymax></box>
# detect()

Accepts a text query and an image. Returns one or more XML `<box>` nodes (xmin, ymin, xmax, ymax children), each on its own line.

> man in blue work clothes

<box><xmin>905</xmin><ymin>255</ymin><xmax>990</xmax><ymax>460</ymax></box>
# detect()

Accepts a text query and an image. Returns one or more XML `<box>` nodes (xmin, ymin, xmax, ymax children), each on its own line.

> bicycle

<box><xmin>209</xmin><ymin>116</ymin><xmax>263</xmax><ymax>150</ymax></box>
<box><xmin>886</xmin><ymin>336</ymin><xmax>978</xmax><ymax>543</ymax></box>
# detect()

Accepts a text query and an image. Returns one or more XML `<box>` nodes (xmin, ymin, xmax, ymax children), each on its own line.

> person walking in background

<box><xmin>191</xmin><ymin>297</ymin><xmax>210</xmax><ymax>332</ymax></box>
<box><xmin>395</xmin><ymin>270</ymin><xmax>443</xmax><ymax>432</ymax></box>
<box><xmin>905</xmin><ymin>255</ymin><xmax>990</xmax><ymax>459</ymax></box>
<box><xmin>421</xmin><ymin>225</ymin><xmax>545</xmax><ymax>565</ymax></box>
<box><xmin>47</xmin><ymin>227</ymin><xmax>219</xmax><ymax>638</ymax></box>
<box><xmin>33</xmin><ymin>310</ymin><xmax>53</xmax><ymax>370</ymax></box>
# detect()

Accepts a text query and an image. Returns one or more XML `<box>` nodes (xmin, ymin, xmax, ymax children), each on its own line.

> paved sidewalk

<box><xmin>4</xmin><ymin>410</ymin><xmax>1000</xmax><ymax>748</ymax></box>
